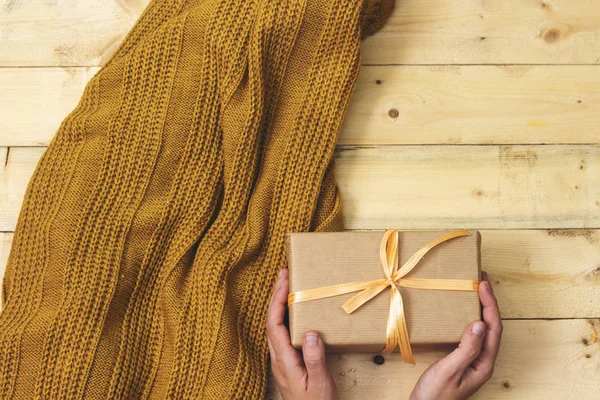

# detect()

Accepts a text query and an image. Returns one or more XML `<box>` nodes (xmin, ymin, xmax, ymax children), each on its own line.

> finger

<box><xmin>266</xmin><ymin>269</ymin><xmax>304</xmax><ymax>377</ymax></box>
<box><xmin>266</xmin><ymin>269</ymin><xmax>291</xmax><ymax>351</ymax></box>
<box><xmin>437</xmin><ymin>321</ymin><xmax>487</xmax><ymax>377</ymax></box>
<box><xmin>302</xmin><ymin>331</ymin><xmax>332</xmax><ymax>391</ymax></box>
<box><xmin>471</xmin><ymin>279</ymin><xmax>503</xmax><ymax>376</ymax></box>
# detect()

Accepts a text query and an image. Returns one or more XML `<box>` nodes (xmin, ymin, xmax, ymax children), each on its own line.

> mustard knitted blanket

<box><xmin>0</xmin><ymin>0</ymin><xmax>392</xmax><ymax>397</ymax></box>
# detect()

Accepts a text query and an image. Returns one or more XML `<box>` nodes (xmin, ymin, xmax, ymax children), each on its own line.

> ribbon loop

<box><xmin>288</xmin><ymin>230</ymin><xmax>479</xmax><ymax>364</ymax></box>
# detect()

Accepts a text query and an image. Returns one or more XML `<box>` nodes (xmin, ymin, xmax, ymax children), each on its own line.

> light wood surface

<box><xmin>3</xmin><ymin>0</ymin><xmax>600</xmax><ymax>66</ymax></box>
<box><xmin>342</xmin><ymin>66</ymin><xmax>600</xmax><ymax>145</ymax></box>
<box><xmin>4</xmin><ymin>66</ymin><xmax>600</xmax><ymax>146</ymax></box>
<box><xmin>2</xmin><ymin>0</ymin><xmax>599</xmax><ymax>398</ymax></box>
<box><xmin>361</xmin><ymin>0</ymin><xmax>600</xmax><ymax>65</ymax></box>
<box><xmin>3</xmin><ymin>145</ymin><xmax>599</xmax><ymax>231</ymax></box>
<box><xmin>335</xmin><ymin>145</ymin><xmax>599</xmax><ymax>229</ymax></box>
<box><xmin>2</xmin><ymin>230</ymin><xmax>599</xmax><ymax>318</ymax></box>
<box><xmin>267</xmin><ymin>319</ymin><xmax>600</xmax><ymax>399</ymax></box>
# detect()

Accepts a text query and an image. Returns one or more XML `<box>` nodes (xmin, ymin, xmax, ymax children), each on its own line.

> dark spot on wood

<box><xmin>388</xmin><ymin>109</ymin><xmax>399</xmax><ymax>118</ymax></box>
<box><xmin>503</xmin><ymin>381</ymin><xmax>511</xmax><ymax>389</ymax></box>
<box><xmin>473</xmin><ymin>188</ymin><xmax>484</xmax><ymax>197</ymax></box>
<box><xmin>480</xmin><ymin>36</ymin><xmax>486</xmax><ymax>40</ymax></box>
<box><xmin>583</xmin><ymin>338</ymin><xmax>589</xmax><ymax>345</ymax></box>
<box><xmin>499</xmin><ymin>147</ymin><xmax>538</xmax><ymax>170</ymax></box>
<box><xmin>3</xmin><ymin>147</ymin><xmax>9</xmax><ymax>169</ymax></box>
<box><xmin>574</xmin><ymin>185</ymin><xmax>579</xmax><ymax>190</ymax></box>
<box><xmin>587</xmin><ymin>266</ymin><xmax>600</xmax><ymax>280</ymax></box>
<box><xmin>337</xmin><ymin>145</ymin><xmax>376</xmax><ymax>153</ymax></box>
<box><xmin>376</xmin><ymin>80</ymin><xmax>382</xmax><ymax>85</ymax></box>
<box><xmin>585</xmin><ymin>354</ymin><xmax>591</xmax><ymax>358</ymax></box>
<box><xmin>547</xmin><ymin>229</ymin><xmax>596</xmax><ymax>244</ymax></box>
<box><xmin>543</xmin><ymin>29</ymin><xmax>561</xmax><ymax>43</ymax></box>
<box><xmin>3</xmin><ymin>0</ymin><xmax>22</xmax><ymax>13</ymax></box>
<box><xmin>479</xmin><ymin>14</ymin><xmax>484</xmax><ymax>19</ymax></box>
<box><xmin>373</xmin><ymin>355</ymin><xmax>385</xmax><ymax>365</ymax></box>
<box><xmin>577</xmin><ymin>99</ymin><xmax>583</xmax><ymax>103</ymax></box>
<box><xmin>579</xmin><ymin>164</ymin><xmax>585</xmax><ymax>170</ymax></box>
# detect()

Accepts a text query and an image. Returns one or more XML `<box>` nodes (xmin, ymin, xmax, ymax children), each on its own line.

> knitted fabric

<box><xmin>0</xmin><ymin>0</ymin><xmax>393</xmax><ymax>398</ymax></box>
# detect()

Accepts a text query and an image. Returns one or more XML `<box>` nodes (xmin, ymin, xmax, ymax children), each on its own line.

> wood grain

<box><xmin>0</xmin><ymin>147</ymin><xmax>46</xmax><ymax>231</ymax></box>
<box><xmin>0</xmin><ymin>232</ymin><xmax>11</xmax><ymax>308</ymax></box>
<box><xmin>2</xmin><ymin>146</ymin><xmax>599</xmax><ymax>231</ymax></box>
<box><xmin>1</xmin><ymin>229</ymin><xmax>598</xmax><ymax>318</ymax></box>
<box><xmin>0</xmin><ymin>0</ymin><xmax>143</xmax><ymax>66</ymax></box>
<box><xmin>0</xmin><ymin>68</ymin><xmax>98</xmax><ymax>146</ymax></box>
<box><xmin>342</xmin><ymin>66</ymin><xmax>600</xmax><ymax>145</ymax></box>
<box><xmin>335</xmin><ymin>145</ymin><xmax>600</xmax><ymax>230</ymax></box>
<box><xmin>267</xmin><ymin>319</ymin><xmax>600</xmax><ymax>399</ymax></box>
<box><xmin>4</xmin><ymin>66</ymin><xmax>600</xmax><ymax>146</ymax></box>
<box><xmin>361</xmin><ymin>0</ymin><xmax>600</xmax><ymax>65</ymax></box>
<box><xmin>3</xmin><ymin>0</ymin><xmax>600</xmax><ymax>66</ymax></box>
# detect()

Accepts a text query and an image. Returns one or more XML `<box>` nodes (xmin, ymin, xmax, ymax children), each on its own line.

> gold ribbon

<box><xmin>288</xmin><ymin>230</ymin><xmax>479</xmax><ymax>364</ymax></box>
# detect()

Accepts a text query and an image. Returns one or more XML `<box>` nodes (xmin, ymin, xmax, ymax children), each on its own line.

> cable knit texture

<box><xmin>0</xmin><ymin>0</ymin><xmax>393</xmax><ymax>398</ymax></box>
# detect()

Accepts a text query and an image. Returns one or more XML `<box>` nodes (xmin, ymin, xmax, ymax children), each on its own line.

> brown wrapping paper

<box><xmin>286</xmin><ymin>230</ymin><xmax>481</xmax><ymax>352</ymax></box>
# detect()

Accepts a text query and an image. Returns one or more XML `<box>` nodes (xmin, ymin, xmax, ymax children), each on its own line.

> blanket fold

<box><xmin>0</xmin><ymin>0</ymin><xmax>393</xmax><ymax>398</ymax></box>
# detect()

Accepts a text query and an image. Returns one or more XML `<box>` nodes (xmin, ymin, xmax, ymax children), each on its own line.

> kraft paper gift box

<box><xmin>286</xmin><ymin>230</ymin><xmax>481</xmax><ymax>354</ymax></box>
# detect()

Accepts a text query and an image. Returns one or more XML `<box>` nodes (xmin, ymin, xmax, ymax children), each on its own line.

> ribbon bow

<box><xmin>288</xmin><ymin>230</ymin><xmax>479</xmax><ymax>364</ymax></box>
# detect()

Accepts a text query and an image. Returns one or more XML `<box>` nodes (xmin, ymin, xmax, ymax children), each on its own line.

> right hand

<box><xmin>410</xmin><ymin>272</ymin><xmax>503</xmax><ymax>400</ymax></box>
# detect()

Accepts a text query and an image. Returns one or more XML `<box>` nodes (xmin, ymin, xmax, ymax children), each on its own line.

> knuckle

<box><xmin>304</xmin><ymin>355</ymin><xmax>324</xmax><ymax>368</ymax></box>
<box><xmin>464</xmin><ymin>345</ymin><xmax>479</xmax><ymax>359</ymax></box>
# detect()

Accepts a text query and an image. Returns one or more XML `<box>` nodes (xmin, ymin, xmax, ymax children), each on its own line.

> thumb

<box><xmin>302</xmin><ymin>331</ymin><xmax>331</xmax><ymax>389</ymax></box>
<box><xmin>439</xmin><ymin>321</ymin><xmax>486</xmax><ymax>376</ymax></box>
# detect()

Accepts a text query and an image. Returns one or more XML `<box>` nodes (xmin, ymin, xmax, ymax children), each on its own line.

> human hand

<box><xmin>267</xmin><ymin>269</ymin><xmax>337</xmax><ymax>400</ymax></box>
<box><xmin>410</xmin><ymin>271</ymin><xmax>502</xmax><ymax>400</ymax></box>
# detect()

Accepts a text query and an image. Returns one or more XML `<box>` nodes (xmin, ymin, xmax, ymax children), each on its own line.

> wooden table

<box><xmin>1</xmin><ymin>1</ymin><xmax>599</xmax><ymax>398</ymax></box>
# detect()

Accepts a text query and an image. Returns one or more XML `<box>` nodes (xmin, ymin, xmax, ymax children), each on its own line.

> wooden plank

<box><xmin>0</xmin><ymin>232</ymin><xmax>12</xmax><ymax>308</ymax></box>
<box><xmin>0</xmin><ymin>147</ymin><xmax>45</xmax><ymax>231</ymax></box>
<box><xmin>0</xmin><ymin>0</ymin><xmax>144</xmax><ymax>67</ymax></box>
<box><xmin>1</xmin><ymin>229</ymin><xmax>598</xmax><ymax>318</ymax></box>
<box><xmin>0</xmin><ymin>68</ymin><xmax>98</xmax><ymax>146</ymax></box>
<box><xmin>335</xmin><ymin>145</ymin><xmax>600</xmax><ymax>229</ymax></box>
<box><xmin>342</xmin><ymin>66</ymin><xmax>600</xmax><ymax>145</ymax></box>
<box><xmin>361</xmin><ymin>0</ymin><xmax>600</xmax><ymax>65</ymax></box>
<box><xmin>4</xmin><ymin>66</ymin><xmax>600</xmax><ymax>146</ymax></box>
<box><xmin>482</xmin><ymin>230</ymin><xmax>600</xmax><ymax>318</ymax></box>
<box><xmin>2</xmin><ymin>0</ymin><xmax>600</xmax><ymax>66</ymax></box>
<box><xmin>2</xmin><ymin>145</ymin><xmax>599</xmax><ymax>230</ymax></box>
<box><xmin>267</xmin><ymin>319</ymin><xmax>600</xmax><ymax>399</ymax></box>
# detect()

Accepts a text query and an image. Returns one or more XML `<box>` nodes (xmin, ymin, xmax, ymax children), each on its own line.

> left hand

<box><xmin>266</xmin><ymin>269</ymin><xmax>337</xmax><ymax>400</ymax></box>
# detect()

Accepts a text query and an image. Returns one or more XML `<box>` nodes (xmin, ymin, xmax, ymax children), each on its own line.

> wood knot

<box><xmin>502</xmin><ymin>381</ymin><xmax>511</xmax><ymax>389</ymax></box>
<box><xmin>388</xmin><ymin>109</ymin><xmax>399</xmax><ymax>118</ymax></box>
<box><xmin>376</xmin><ymin>79</ymin><xmax>382</xmax><ymax>85</ymax></box>
<box><xmin>373</xmin><ymin>355</ymin><xmax>385</xmax><ymax>365</ymax></box>
<box><xmin>543</xmin><ymin>28</ymin><xmax>561</xmax><ymax>43</ymax></box>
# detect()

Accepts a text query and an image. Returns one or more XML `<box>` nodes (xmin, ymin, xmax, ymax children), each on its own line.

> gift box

<box><xmin>286</xmin><ymin>230</ymin><xmax>481</xmax><ymax>360</ymax></box>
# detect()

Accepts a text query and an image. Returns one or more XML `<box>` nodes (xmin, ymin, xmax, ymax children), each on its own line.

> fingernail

<box><xmin>278</xmin><ymin>269</ymin><xmax>284</xmax><ymax>279</ymax></box>
<box><xmin>305</xmin><ymin>333</ymin><xmax>319</xmax><ymax>346</ymax></box>
<box><xmin>472</xmin><ymin>322</ymin><xmax>486</xmax><ymax>336</ymax></box>
<box><xmin>486</xmin><ymin>280</ymin><xmax>494</xmax><ymax>294</ymax></box>
<box><xmin>481</xmin><ymin>271</ymin><xmax>488</xmax><ymax>281</ymax></box>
